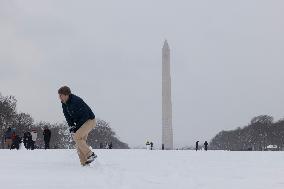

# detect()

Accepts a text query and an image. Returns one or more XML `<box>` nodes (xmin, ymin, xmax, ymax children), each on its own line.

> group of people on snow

<box><xmin>3</xmin><ymin>127</ymin><xmax>51</xmax><ymax>150</ymax></box>
<box><xmin>195</xmin><ymin>141</ymin><xmax>209</xmax><ymax>151</ymax></box>
<box><xmin>23</xmin><ymin>129</ymin><xmax>38</xmax><ymax>150</ymax></box>
<box><xmin>99</xmin><ymin>142</ymin><xmax>113</xmax><ymax>149</ymax></box>
<box><xmin>146</xmin><ymin>141</ymin><xmax>154</xmax><ymax>150</ymax></box>
<box><xmin>4</xmin><ymin>127</ymin><xmax>21</xmax><ymax>150</ymax></box>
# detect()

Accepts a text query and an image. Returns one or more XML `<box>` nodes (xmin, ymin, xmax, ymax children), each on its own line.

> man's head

<box><xmin>58</xmin><ymin>86</ymin><xmax>71</xmax><ymax>103</ymax></box>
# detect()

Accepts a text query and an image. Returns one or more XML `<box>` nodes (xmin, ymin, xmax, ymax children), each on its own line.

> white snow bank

<box><xmin>0</xmin><ymin>149</ymin><xmax>284</xmax><ymax>189</ymax></box>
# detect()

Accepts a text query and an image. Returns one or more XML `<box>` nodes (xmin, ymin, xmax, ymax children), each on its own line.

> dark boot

<box><xmin>85</xmin><ymin>152</ymin><xmax>97</xmax><ymax>165</ymax></box>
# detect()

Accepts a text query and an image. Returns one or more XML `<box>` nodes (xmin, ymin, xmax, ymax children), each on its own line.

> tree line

<box><xmin>210</xmin><ymin>115</ymin><xmax>284</xmax><ymax>151</ymax></box>
<box><xmin>0</xmin><ymin>93</ymin><xmax>129</xmax><ymax>149</ymax></box>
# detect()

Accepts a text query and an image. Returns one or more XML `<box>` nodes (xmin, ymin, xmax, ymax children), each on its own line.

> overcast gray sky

<box><xmin>1</xmin><ymin>0</ymin><xmax>284</xmax><ymax>148</ymax></box>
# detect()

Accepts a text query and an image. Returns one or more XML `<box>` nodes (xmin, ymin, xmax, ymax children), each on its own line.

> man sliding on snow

<box><xmin>58</xmin><ymin>86</ymin><xmax>97</xmax><ymax>166</ymax></box>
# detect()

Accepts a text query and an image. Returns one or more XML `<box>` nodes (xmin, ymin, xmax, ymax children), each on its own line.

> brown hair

<box><xmin>58</xmin><ymin>86</ymin><xmax>71</xmax><ymax>95</ymax></box>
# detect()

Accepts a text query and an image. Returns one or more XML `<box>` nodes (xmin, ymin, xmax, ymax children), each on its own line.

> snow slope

<box><xmin>0</xmin><ymin>149</ymin><xmax>284</xmax><ymax>189</ymax></box>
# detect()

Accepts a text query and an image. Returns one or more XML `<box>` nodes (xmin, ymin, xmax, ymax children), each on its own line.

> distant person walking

<box><xmin>150</xmin><ymin>142</ymin><xmax>153</xmax><ymax>150</ymax></box>
<box><xmin>204</xmin><ymin>141</ymin><xmax>208</xmax><ymax>151</ymax></box>
<box><xmin>196</xmin><ymin>141</ymin><xmax>199</xmax><ymax>151</ymax></box>
<box><xmin>109</xmin><ymin>142</ymin><xmax>113</xmax><ymax>149</ymax></box>
<box><xmin>11</xmin><ymin>129</ymin><xmax>16</xmax><ymax>143</ymax></box>
<box><xmin>11</xmin><ymin>134</ymin><xmax>21</xmax><ymax>150</ymax></box>
<box><xmin>43</xmin><ymin>127</ymin><xmax>51</xmax><ymax>149</ymax></box>
<box><xmin>31</xmin><ymin>129</ymin><xmax>38</xmax><ymax>150</ymax></box>
<box><xmin>4</xmin><ymin>127</ymin><xmax>12</xmax><ymax>149</ymax></box>
<box><xmin>26</xmin><ymin>131</ymin><xmax>33</xmax><ymax>150</ymax></box>
<box><xmin>23</xmin><ymin>131</ymin><xmax>31</xmax><ymax>149</ymax></box>
<box><xmin>58</xmin><ymin>86</ymin><xmax>97</xmax><ymax>166</ymax></box>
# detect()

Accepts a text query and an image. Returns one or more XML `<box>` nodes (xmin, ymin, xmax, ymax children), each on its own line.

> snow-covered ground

<box><xmin>1</xmin><ymin>149</ymin><xmax>284</xmax><ymax>189</ymax></box>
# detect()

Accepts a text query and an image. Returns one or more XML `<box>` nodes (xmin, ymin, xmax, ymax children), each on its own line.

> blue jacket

<box><xmin>62</xmin><ymin>94</ymin><xmax>95</xmax><ymax>132</ymax></box>
<box><xmin>4</xmin><ymin>129</ymin><xmax>12</xmax><ymax>140</ymax></box>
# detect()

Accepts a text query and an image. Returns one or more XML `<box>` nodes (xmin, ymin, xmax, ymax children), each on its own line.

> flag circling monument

<box><xmin>162</xmin><ymin>40</ymin><xmax>173</xmax><ymax>150</ymax></box>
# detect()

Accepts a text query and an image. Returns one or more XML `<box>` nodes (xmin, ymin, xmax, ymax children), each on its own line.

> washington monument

<box><xmin>162</xmin><ymin>40</ymin><xmax>173</xmax><ymax>150</ymax></box>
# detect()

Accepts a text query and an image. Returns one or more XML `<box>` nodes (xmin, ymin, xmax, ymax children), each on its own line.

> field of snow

<box><xmin>0</xmin><ymin>149</ymin><xmax>284</xmax><ymax>189</ymax></box>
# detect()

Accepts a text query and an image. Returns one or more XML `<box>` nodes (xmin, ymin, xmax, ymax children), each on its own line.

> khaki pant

<box><xmin>5</xmin><ymin>139</ymin><xmax>12</xmax><ymax>149</ymax></box>
<box><xmin>73</xmin><ymin>119</ymin><xmax>96</xmax><ymax>165</ymax></box>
